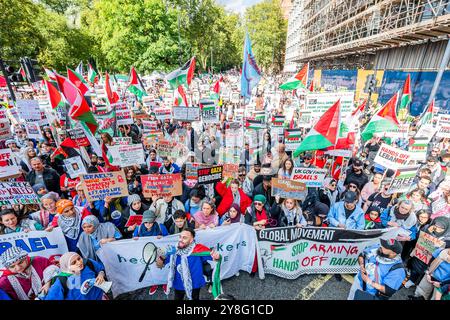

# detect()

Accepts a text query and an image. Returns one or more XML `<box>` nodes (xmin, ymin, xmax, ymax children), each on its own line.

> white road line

<box><xmin>295</xmin><ymin>275</ymin><xmax>333</xmax><ymax>300</ymax></box>
<box><xmin>342</xmin><ymin>274</ymin><xmax>355</xmax><ymax>284</ymax></box>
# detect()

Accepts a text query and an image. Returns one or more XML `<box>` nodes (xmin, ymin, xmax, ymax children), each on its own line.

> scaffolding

<box><xmin>294</xmin><ymin>0</ymin><xmax>450</xmax><ymax>63</ymax></box>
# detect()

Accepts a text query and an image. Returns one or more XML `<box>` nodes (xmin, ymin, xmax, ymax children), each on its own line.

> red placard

<box><xmin>125</xmin><ymin>215</ymin><xmax>143</xmax><ymax>227</ymax></box>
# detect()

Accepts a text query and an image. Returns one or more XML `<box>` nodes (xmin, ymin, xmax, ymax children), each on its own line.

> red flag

<box><xmin>105</xmin><ymin>71</ymin><xmax>119</xmax><ymax>105</ymax></box>
<box><xmin>67</xmin><ymin>68</ymin><xmax>89</xmax><ymax>96</ymax></box>
<box><xmin>309</xmin><ymin>80</ymin><xmax>314</xmax><ymax>92</ymax></box>
<box><xmin>187</xmin><ymin>56</ymin><xmax>196</xmax><ymax>86</ymax></box>
<box><xmin>44</xmin><ymin>80</ymin><xmax>63</xmax><ymax>109</ymax></box>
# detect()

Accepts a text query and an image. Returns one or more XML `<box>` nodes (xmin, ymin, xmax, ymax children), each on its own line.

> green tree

<box><xmin>244</xmin><ymin>0</ymin><xmax>287</xmax><ymax>74</ymax></box>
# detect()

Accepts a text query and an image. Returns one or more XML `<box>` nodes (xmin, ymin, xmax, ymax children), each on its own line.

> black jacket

<box><xmin>344</xmin><ymin>169</ymin><xmax>369</xmax><ymax>190</ymax></box>
<box><xmin>26</xmin><ymin>168</ymin><xmax>61</xmax><ymax>194</ymax></box>
<box><xmin>253</xmin><ymin>183</ymin><xmax>275</xmax><ymax>207</ymax></box>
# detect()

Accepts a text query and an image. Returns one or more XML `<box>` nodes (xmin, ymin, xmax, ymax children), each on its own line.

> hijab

<box><xmin>58</xmin><ymin>207</ymin><xmax>82</xmax><ymax>240</ymax></box>
<box><xmin>59</xmin><ymin>252</ymin><xmax>80</xmax><ymax>274</ymax></box>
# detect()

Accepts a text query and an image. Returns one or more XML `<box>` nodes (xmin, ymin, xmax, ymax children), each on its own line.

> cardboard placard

<box><xmin>112</xmin><ymin>137</ymin><xmax>132</xmax><ymax>145</ymax></box>
<box><xmin>25</xmin><ymin>122</ymin><xmax>42</xmax><ymax>139</ymax></box>
<box><xmin>67</xmin><ymin>128</ymin><xmax>90</xmax><ymax>147</ymax></box>
<box><xmin>291</xmin><ymin>168</ymin><xmax>328</xmax><ymax>188</ymax></box>
<box><xmin>141</xmin><ymin>173</ymin><xmax>182</xmax><ymax>197</ymax></box>
<box><xmin>185</xmin><ymin>162</ymin><xmax>208</xmax><ymax>180</ymax></box>
<box><xmin>0</xmin><ymin>109</ymin><xmax>11</xmax><ymax>140</ymax></box>
<box><xmin>116</xmin><ymin>109</ymin><xmax>133</xmax><ymax>125</ymax></box>
<box><xmin>0</xmin><ymin>182</ymin><xmax>40</xmax><ymax>205</ymax></box>
<box><xmin>125</xmin><ymin>215</ymin><xmax>143</xmax><ymax>227</ymax></box>
<box><xmin>81</xmin><ymin>171</ymin><xmax>129</xmax><ymax>202</ymax></box>
<box><xmin>64</xmin><ymin>156</ymin><xmax>87</xmax><ymax>179</ymax></box>
<box><xmin>197</xmin><ymin>165</ymin><xmax>223</xmax><ymax>185</ymax></box>
<box><xmin>222</xmin><ymin>164</ymin><xmax>239</xmax><ymax>179</ymax></box>
<box><xmin>271</xmin><ymin>178</ymin><xmax>307</xmax><ymax>200</ymax></box>
<box><xmin>201</xmin><ymin>102</ymin><xmax>219</xmax><ymax>124</ymax></box>
<box><xmin>374</xmin><ymin>143</ymin><xmax>415</xmax><ymax>169</ymax></box>
<box><xmin>154</xmin><ymin>107</ymin><xmax>171</xmax><ymax>121</ymax></box>
<box><xmin>0</xmin><ymin>149</ymin><xmax>21</xmax><ymax>179</ymax></box>
<box><xmin>157</xmin><ymin>139</ymin><xmax>188</xmax><ymax>159</ymax></box>
<box><xmin>172</xmin><ymin>106</ymin><xmax>200</xmax><ymax>121</ymax></box>
<box><xmin>107</xmin><ymin>144</ymin><xmax>145</xmax><ymax>167</ymax></box>
<box><xmin>15</xmin><ymin>99</ymin><xmax>41</xmax><ymax>122</ymax></box>
<box><xmin>388</xmin><ymin>166</ymin><xmax>419</xmax><ymax>194</ymax></box>
<box><xmin>142</xmin><ymin>120</ymin><xmax>158</xmax><ymax>133</ymax></box>
<box><xmin>412</xmin><ymin>231</ymin><xmax>445</xmax><ymax>264</ymax></box>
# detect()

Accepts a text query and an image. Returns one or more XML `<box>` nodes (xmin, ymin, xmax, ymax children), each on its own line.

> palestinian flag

<box><xmin>285</xmin><ymin>128</ymin><xmax>302</xmax><ymax>139</ymax></box>
<box><xmin>166</xmin><ymin>57</ymin><xmax>196</xmax><ymax>89</ymax></box>
<box><xmin>51</xmin><ymin>146</ymin><xmax>68</xmax><ymax>160</ymax></box>
<box><xmin>55</xmin><ymin>73</ymin><xmax>98</xmax><ymax>135</ymax></box>
<box><xmin>293</xmin><ymin>98</ymin><xmax>341</xmax><ymax>157</ymax></box>
<box><xmin>270</xmin><ymin>244</ymin><xmax>286</xmax><ymax>252</ymax></box>
<box><xmin>105</xmin><ymin>71</ymin><xmax>120</xmax><ymax>106</ymax></box>
<box><xmin>332</xmin><ymin>100</ymin><xmax>365</xmax><ymax>150</ymax></box>
<box><xmin>173</xmin><ymin>85</ymin><xmax>188</xmax><ymax>107</ymax></box>
<box><xmin>128</xmin><ymin>66</ymin><xmax>147</xmax><ymax>101</ymax></box>
<box><xmin>417</xmin><ymin>99</ymin><xmax>434</xmax><ymax>128</ymax></box>
<box><xmin>88</xmin><ymin>63</ymin><xmax>98</xmax><ymax>84</ymax></box>
<box><xmin>254</xmin><ymin>111</ymin><xmax>266</xmax><ymax>122</ymax></box>
<box><xmin>397</xmin><ymin>74</ymin><xmax>411</xmax><ymax>121</ymax></box>
<box><xmin>280</xmin><ymin>63</ymin><xmax>308</xmax><ymax>90</ymax></box>
<box><xmin>67</xmin><ymin>68</ymin><xmax>89</xmax><ymax>96</ymax></box>
<box><xmin>190</xmin><ymin>244</ymin><xmax>222</xmax><ymax>298</ymax></box>
<box><xmin>245</xmin><ymin>119</ymin><xmax>265</xmax><ymax>130</ymax></box>
<box><xmin>361</xmin><ymin>92</ymin><xmax>399</xmax><ymax>141</ymax></box>
<box><xmin>210</xmin><ymin>77</ymin><xmax>222</xmax><ymax>100</ymax></box>
<box><xmin>75</xmin><ymin>61</ymin><xmax>83</xmax><ymax>76</ymax></box>
<box><xmin>44</xmin><ymin>80</ymin><xmax>64</xmax><ymax>109</ymax></box>
<box><xmin>272</xmin><ymin>116</ymin><xmax>285</xmax><ymax>127</ymax></box>
<box><xmin>309</xmin><ymin>80</ymin><xmax>314</xmax><ymax>92</ymax></box>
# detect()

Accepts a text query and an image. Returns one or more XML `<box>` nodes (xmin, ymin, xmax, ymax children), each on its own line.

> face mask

<box><xmin>377</xmin><ymin>248</ymin><xmax>390</xmax><ymax>259</ymax></box>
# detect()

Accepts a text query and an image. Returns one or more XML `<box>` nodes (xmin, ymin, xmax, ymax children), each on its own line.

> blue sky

<box><xmin>218</xmin><ymin>0</ymin><xmax>264</xmax><ymax>14</ymax></box>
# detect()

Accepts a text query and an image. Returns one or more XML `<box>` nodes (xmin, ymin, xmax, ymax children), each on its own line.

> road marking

<box><xmin>295</xmin><ymin>275</ymin><xmax>332</xmax><ymax>300</ymax></box>
<box><xmin>342</xmin><ymin>274</ymin><xmax>354</xmax><ymax>284</ymax></box>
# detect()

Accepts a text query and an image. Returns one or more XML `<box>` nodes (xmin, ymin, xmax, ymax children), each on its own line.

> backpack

<box><xmin>53</xmin><ymin>260</ymin><xmax>96</xmax><ymax>298</ymax></box>
<box><xmin>361</xmin><ymin>262</ymin><xmax>405</xmax><ymax>300</ymax></box>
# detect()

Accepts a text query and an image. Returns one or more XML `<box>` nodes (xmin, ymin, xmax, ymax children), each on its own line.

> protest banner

<box><xmin>80</xmin><ymin>171</ymin><xmax>129</xmax><ymax>202</ymax></box>
<box><xmin>116</xmin><ymin>109</ymin><xmax>133</xmax><ymax>125</ymax></box>
<box><xmin>15</xmin><ymin>99</ymin><xmax>41</xmax><ymax>122</ymax></box>
<box><xmin>373</xmin><ymin>143</ymin><xmax>415</xmax><ymax>169</ymax></box>
<box><xmin>154</xmin><ymin>107</ymin><xmax>171</xmax><ymax>121</ymax></box>
<box><xmin>25</xmin><ymin>122</ymin><xmax>42</xmax><ymax>139</ymax></box>
<box><xmin>64</xmin><ymin>156</ymin><xmax>87</xmax><ymax>179</ymax></box>
<box><xmin>107</xmin><ymin>144</ymin><xmax>146</xmax><ymax>167</ymax></box>
<box><xmin>291</xmin><ymin>168</ymin><xmax>327</xmax><ymax>187</ymax></box>
<box><xmin>96</xmin><ymin>223</ymin><xmax>258</xmax><ymax>297</ymax></box>
<box><xmin>67</xmin><ymin>128</ymin><xmax>90</xmax><ymax>147</ymax></box>
<box><xmin>388</xmin><ymin>166</ymin><xmax>419</xmax><ymax>194</ymax></box>
<box><xmin>112</xmin><ymin>137</ymin><xmax>132</xmax><ymax>145</ymax></box>
<box><xmin>201</xmin><ymin>102</ymin><xmax>219</xmax><ymax>123</ymax></box>
<box><xmin>0</xmin><ymin>148</ymin><xmax>21</xmax><ymax>179</ymax></box>
<box><xmin>437</xmin><ymin>114</ymin><xmax>450</xmax><ymax>126</ymax></box>
<box><xmin>305</xmin><ymin>92</ymin><xmax>354</xmax><ymax>117</ymax></box>
<box><xmin>0</xmin><ymin>228</ymin><xmax>68</xmax><ymax>267</ymax></box>
<box><xmin>384</xmin><ymin>123</ymin><xmax>409</xmax><ymax>138</ymax></box>
<box><xmin>411</xmin><ymin>231</ymin><xmax>445</xmax><ymax>264</ymax></box>
<box><xmin>141</xmin><ymin>173</ymin><xmax>182</xmax><ymax>197</ymax></box>
<box><xmin>142</xmin><ymin>120</ymin><xmax>158</xmax><ymax>133</ymax></box>
<box><xmin>172</xmin><ymin>106</ymin><xmax>200</xmax><ymax>121</ymax></box>
<box><xmin>198</xmin><ymin>165</ymin><xmax>223</xmax><ymax>185</ymax></box>
<box><xmin>415</xmin><ymin>124</ymin><xmax>437</xmax><ymax>139</ymax></box>
<box><xmin>0</xmin><ymin>182</ymin><xmax>40</xmax><ymax>206</ymax></box>
<box><xmin>223</xmin><ymin>164</ymin><xmax>239</xmax><ymax>179</ymax></box>
<box><xmin>271</xmin><ymin>178</ymin><xmax>307</xmax><ymax>200</ymax></box>
<box><xmin>257</xmin><ymin>226</ymin><xmax>400</xmax><ymax>279</ymax></box>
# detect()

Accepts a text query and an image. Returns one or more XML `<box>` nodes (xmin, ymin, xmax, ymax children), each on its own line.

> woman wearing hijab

<box><xmin>30</xmin><ymin>191</ymin><xmax>60</xmax><ymax>229</ymax></box>
<box><xmin>405</xmin><ymin>216</ymin><xmax>450</xmax><ymax>289</ymax></box>
<box><xmin>77</xmin><ymin>216</ymin><xmax>122</xmax><ymax>262</ymax></box>
<box><xmin>0</xmin><ymin>246</ymin><xmax>53</xmax><ymax>300</ymax></box>
<box><xmin>219</xmin><ymin>203</ymin><xmax>244</xmax><ymax>225</ymax></box>
<box><xmin>121</xmin><ymin>194</ymin><xmax>149</xmax><ymax>238</ymax></box>
<box><xmin>51</xmin><ymin>199</ymin><xmax>91</xmax><ymax>252</ymax></box>
<box><xmin>44</xmin><ymin>252</ymin><xmax>106</xmax><ymax>300</ymax></box>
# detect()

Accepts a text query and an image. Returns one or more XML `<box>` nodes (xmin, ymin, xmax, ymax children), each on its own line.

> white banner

<box><xmin>0</xmin><ymin>228</ymin><xmax>68</xmax><ymax>268</ymax></box>
<box><xmin>305</xmin><ymin>92</ymin><xmax>355</xmax><ymax>117</ymax></box>
<box><xmin>257</xmin><ymin>227</ymin><xmax>400</xmax><ymax>279</ymax></box>
<box><xmin>374</xmin><ymin>143</ymin><xmax>415</xmax><ymax>169</ymax></box>
<box><xmin>97</xmin><ymin>223</ymin><xmax>258</xmax><ymax>298</ymax></box>
<box><xmin>108</xmin><ymin>144</ymin><xmax>145</xmax><ymax>167</ymax></box>
<box><xmin>292</xmin><ymin>167</ymin><xmax>328</xmax><ymax>187</ymax></box>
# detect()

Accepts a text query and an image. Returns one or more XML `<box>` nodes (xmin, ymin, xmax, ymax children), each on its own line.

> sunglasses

<box><xmin>254</xmin><ymin>201</ymin><xmax>263</xmax><ymax>206</ymax></box>
<box><xmin>239</xmin><ymin>174</ymin><xmax>246</xmax><ymax>177</ymax></box>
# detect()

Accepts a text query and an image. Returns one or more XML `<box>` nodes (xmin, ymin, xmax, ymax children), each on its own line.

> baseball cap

<box><xmin>353</xmin><ymin>159</ymin><xmax>363</xmax><ymax>167</ymax></box>
<box><xmin>344</xmin><ymin>191</ymin><xmax>357</xmax><ymax>203</ymax></box>
<box><xmin>303</xmin><ymin>152</ymin><xmax>313</xmax><ymax>159</ymax></box>
<box><xmin>380</xmin><ymin>238</ymin><xmax>403</xmax><ymax>254</ymax></box>
<box><xmin>142</xmin><ymin>210</ymin><xmax>157</xmax><ymax>223</ymax></box>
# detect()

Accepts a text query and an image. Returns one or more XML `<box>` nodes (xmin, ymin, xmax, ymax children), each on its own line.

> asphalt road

<box><xmin>116</xmin><ymin>272</ymin><xmax>415</xmax><ymax>300</ymax></box>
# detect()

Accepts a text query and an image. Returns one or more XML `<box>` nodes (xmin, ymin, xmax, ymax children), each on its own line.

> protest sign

<box><xmin>0</xmin><ymin>228</ymin><xmax>68</xmax><ymax>267</ymax></box>
<box><xmin>435</xmin><ymin>124</ymin><xmax>450</xmax><ymax>139</ymax></box>
<box><xmin>409</xmin><ymin>137</ymin><xmax>428</xmax><ymax>161</ymax></box>
<box><xmin>225</xmin><ymin>126</ymin><xmax>243</xmax><ymax>148</ymax></box>
<box><xmin>81</xmin><ymin>171</ymin><xmax>129</xmax><ymax>202</ymax></box>
<box><xmin>25</xmin><ymin>122</ymin><xmax>42</xmax><ymax>139</ymax></box>
<box><xmin>0</xmin><ymin>182</ymin><xmax>40</xmax><ymax>206</ymax></box>
<box><xmin>198</xmin><ymin>165</ymin><xmax>223</xmax><ymax>185</ymax></box>
<box><xmin>142</xmin><ymin>120</ymin><xmax>158</xmax><ymax>133</ymax></box>
<box><xmin>67</xmin><ymin>128</ymin><xmax>90</xmax><ymax>147</ymax></box>
<box><xmin>96</xmin><ymin>109</ymin><xmax>117</xmax><ymax>137</ymax></box>
<box><xmin>201</xmin><ymin>102</ymin><xmax>219</xmax><ymax>123</ymax></box>
<box><xmin>411</xmin><ymin>231</ymin><xmax>445</xmax><ymax>264</ymax></box>
<box><xmin>271</xmin><ymin>178</ymin><xmax>307</xmax><ymax>200</ymax></box>
<box><xmin>373</xmin><ymin>143</ymin><xmax>415</xmax><ymax>169</ymax></box>
<box><xmin>231</xmin><ymin>92</ymin><xmax>240</xmax><ymax>104</ymax></box>
<box><xmin>0</xmin><ymin>109</ymin><xmax>11</xmax><ymax>140</ymax></box>
<box><xmin>116</xmin><ymin>109</ymin><xmax>133</xmax><ymax>125</ymax></box>
<box><xmin>15</xmin><ymin>99</ymin><xmax>41</xmax><ymax>122</ymax></box>
<box><xmin>415</xmin><ymin>124</ymin><xmax>437</xmax><ymax>139</ymax></box>
<box><xmin>154</xmin><ymin>107</ymin><xmax>171</xmax><ymax>121</ymax></box>
<box><xmin>305</xmin><ymin>92</ymin><xmax>354</xmax><ymax>117</ymax></box>
<box><xmin>97</xmin><ymin>223</ymin><xmax>258</xmax><ymax>297</ymax></box>
<box><xmin>284</xmin><ymin>129</ymin><xmax>302</xmax><ymax>152</ymax></box>
<box><xmin>222</xmin><ymin>164</ymin><xmax>239</xmax><ymax>179</ymax></box>
<box><xmin>292</xmin><ymin>168</ymin><xmax>327</xmax><ymax>187</ymax></box>
<box><xmin>257</xmin><ymin>226</ymin><xmax>400</xmax><ymax>279</ymax></box>
<box><xmin>141</xmin><ymin>173</ymin><xmax>182</xmax><ymax>197</ymax></box>
<box><xmin>388</xmin><ymin>166</ymin><xmax>419</xmax><ymax>194</ymax></box>
<box><xmin>0</xmin><ymin>149</ymin><xmax>21</xmax><ymax>179</ymax></box>
<box><xmin>185</xmin><ymin>162</ymin><xmax>208</xmax><ymax>180</ymax></box>
<box><xmin>64</xmin><ymin>156</ymin><xmax>87</xmax><ymax>179</ymax></box>
<box><xmin>107</xmin><ymin>144</ymin><xmax>146</xmax><ymax>167</ymax></box>
<box><xmin>384</xmin><ymin>123</ymin><xmax>409</xmax><ymax>138</ymax></box>
<box><xmin>112</xmin><ymin>137</ymin><xmax>132</xmax><ymax>145</ymax></box>
<box><xmin>172</xmin><ymin>106</ymin><xmax>200</xmax><ymax>121</ymax></box>
<box><xmin>438</xmin><ymin>114</ymin><xmax>450</xmax><ymax>126</ymax></box>
<box><xmin>125</xmin><ymin>215</ymin><xmax>143</xmax><ymax>228</ymax></box>
<box><xmin>298</xmin><ymin>111</ymin><xmax>313</xmax><ymax>128</ymax></box>
<box><xmin>157</xmin><ymin>139</ymin><xmax>188</xmax><ymax>159</ymax></box>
